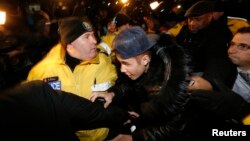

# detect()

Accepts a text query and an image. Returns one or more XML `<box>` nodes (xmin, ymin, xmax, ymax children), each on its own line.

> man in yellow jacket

<box><xmin>27</xmin><ymin>17</ymin><xmax>117</xmax><ymax>141</ymax></box>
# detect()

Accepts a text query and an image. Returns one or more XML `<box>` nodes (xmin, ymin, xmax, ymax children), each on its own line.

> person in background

<box><xmin>32</xmin><ymin>10</ymin><xmax>51</xmax><ymax>36</ymax></box>
<box><xmin>106</xmin><ymin>18</ymin><xmax>117</xmax><ymax>36</ymax></box>
<box><xmin>228</xmin><ymin>26</ymin><xmax>250</xmax><ymax>102</ymax></box>
<box><xmin>28</xmin><ymin>10</ymin><xmax>58</xmax><ymax>65</ymax></box>
<box><xmin>186</xmin><ymin>27</ymin><xmax>250</xmax><ymax>141</ymax></box>
<box><xmin>167</xmin><ymin>0</ymin><xmax>249</xmax><ymax>37</ymax></box>
<box><xmin>26</xmin><ymin>17</ymin><xmax>117</xmax><ymax>141</ymax></box>
<box><xmin>143</xmin><ymin>16</ymin><xmax>160</xmax><ymax>34</ymax></box>
<box><xmin>188</xmin><ymin>26</ymin><xmax>250</xmax><ymax>126</ymax></box>
<box><xmin>188</xmin><ymin>27</ymin><xmax>250</xmax><ymax>103</ymax></box>
<box><xmin>98</xmin><ymin>13</ymin><xmax>131</xmax><ymax>57</ymax></box>
<box><xmin>176</xmin><ymin>0</ymin><xmax>236</xmax><ymax>88</ymax></box>
<box><xmin>143</xmin><ymin>16</ymin><xmax>160</xmax><ymax>50</ymax></box>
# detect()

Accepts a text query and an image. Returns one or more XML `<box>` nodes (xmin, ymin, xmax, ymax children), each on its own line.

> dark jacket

<box><xmin>0</xmin><ymin>81</ymin><xmax>128</xmax><ymax>141</ymax></box>
<box><xmin>176</xmin><ymin>19</ymin><xmax>236</xmax><ymax>87</ymax></box>
<box><xmin>109</xmin><ymin>34</ymin><xmax>191</xmax><ymax>140</ymax></box>
<box><xmin>109</xmin><ymin>33</ymin><xmax>247</xmax><ymax>140</ymax></box>
<box><xmin>188</xmin><ymin>78</ymin><xmax>250</xmax><ymax>140</ymax></box>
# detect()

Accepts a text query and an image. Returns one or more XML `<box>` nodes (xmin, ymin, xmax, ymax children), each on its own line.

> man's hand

<box><xmin>109</xmin><ymin>134</ymin><xmax>133</xmax><ymax>141</ymax></box>
<box><xmin>89</xmin><ymin>91</ymin><xmax>114</xmax><ymax>108</ymax></box>
<box><xmin>188</xmin><ymin>75</ymin><xmax>213</xmax><ymax>92</ymax></box>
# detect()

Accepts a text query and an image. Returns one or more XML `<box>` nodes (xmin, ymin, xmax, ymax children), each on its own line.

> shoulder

<box><xmin>97</xmin><ymin>52</ymin><xmax>113</xmax><ymax>64</ymax></box>
<box><xmin>227</xmin><ymin>16</ymin><xmax>249</xmax><ymax>34</ymax></box>
<box><xmin>168</xmin><ymin>21</ymin><xmax>186</xmax><ymax>37</ymax></box>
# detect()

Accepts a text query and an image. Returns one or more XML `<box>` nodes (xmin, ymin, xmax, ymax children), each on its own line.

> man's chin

<box><xmin>127</xmin><ymin>75</ymin><xmax>134</xmax><ymax>80</ymax></box>
<box><xmin>91</xmin><ymin>52</ymin><xmax>97</xmax><ymax>58</ymax></box>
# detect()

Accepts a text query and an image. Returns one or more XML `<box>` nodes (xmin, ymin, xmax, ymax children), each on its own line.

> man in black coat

<box><xmin>176</xmin><ymin>0</ymin><xmax>236</xmax><ymax>87</ymax></box>
<box><xmin>0</xmin><ymin>80</ymin><xmax>129</xmax><ymax>141</ymax></box>
<box><xmin>0</xmin><ymin>55</ymin><xmax>129</xmax><ymax>141</ymax></box>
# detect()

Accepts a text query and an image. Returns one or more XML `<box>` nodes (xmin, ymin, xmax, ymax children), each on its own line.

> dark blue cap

<box><xmin>113</xmin><ymin>26</ymin><xmax>154</xmax><ymax>59</ymax></box>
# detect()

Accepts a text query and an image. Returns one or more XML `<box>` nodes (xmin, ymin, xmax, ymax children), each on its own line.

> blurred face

<box><xmin>107</xmin><ymin>22</ymin><xmax>116</xmax><ymax>33</ymax></box>
<box><xmin>146</xmin><ymin>18</ymin><xmax>155</xmax><ymax>30</ymax></box>
<box><xmin>118</xmin><ymin>24</ymin><xmax>130</xmax><ymax>32</ymax></box>
<box><xmin>116</xmin><ymin>53</ymin><xmax>150</xmax><ymax>80</ymax></box>
<box><xmin>212</xmin><ymin>11</ymin><xmax>224</xmax><ymax>21</ymax></box>
<box><xmin>67</xmin><ymin>32</ymin><xmax>97</xmax><ymax>60</ymax></box>
<box><xmin>228</xmin><ymin>33</ymin><xmax>250</xmax><ymax>71</ymax></box>
<box><xmin>187</xmin><ymin>13</ymin><xmax>213</xmax><ymax>33</ymax></box>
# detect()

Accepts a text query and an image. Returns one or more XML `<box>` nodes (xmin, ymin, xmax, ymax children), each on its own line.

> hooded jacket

<box><xmin>109</xmin><ymin>34</ymin><xmax>191</xmax><ymax>140</ymax></box>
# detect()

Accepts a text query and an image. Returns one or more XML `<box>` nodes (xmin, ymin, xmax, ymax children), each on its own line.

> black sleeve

<box><xmin>57</xmin><ymin>90</ymin><xmax>129</xmax><ymax>130</ymax></box>
<box><xmin>0</xmin><ymin>80</ymin><xmax>78</xmax><ymax>140</ymax></box>
<box><xmin>0</xmin><ymin>81</ymin><xmax>129</xmax><ymax>131</ymax></box>
<box><xmin>107</xmin><ymin>72</ymin><xmax>136</xmax><ymax>109</ymax></box>
<box><xmin>190</xmin><ymin>79</ymin><xmax>250</xmax><ymax>122</ymax></box>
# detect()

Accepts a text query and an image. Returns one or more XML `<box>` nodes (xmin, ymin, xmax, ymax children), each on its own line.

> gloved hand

<box><xmin>190</xmin><ymin>79</ymin><xmax>250</xmax><ymax>122</ymax></box>
<box><xmin>105</xmin><ymin>112</ymin><xmax>139</xmax><ymax>140</ymax></box>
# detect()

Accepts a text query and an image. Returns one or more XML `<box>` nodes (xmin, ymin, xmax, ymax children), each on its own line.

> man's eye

<box><xmin>239</xmin><ymin>44</ymin><xmax>250</xmax><ymax>49</ymax></box>
<box><xmin>84</xmin><ymin>35</ymin><xmax>89</xmax><ymax>38</ymax></box>
<box><xmin>241</xmin><ymin>45</ymin><xmax>246</xmax><ymax>48</ymax></box>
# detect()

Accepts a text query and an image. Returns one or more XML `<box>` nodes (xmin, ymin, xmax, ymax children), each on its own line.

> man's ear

<box><xmin>142</xmin><ymin>54</ymin><xmax>150</xmax><ymax>66</ymax></box>
<box><xmin>66</xmin><ymin>44</ymin><xmax>73</xmax><ymax>52</ymax></box>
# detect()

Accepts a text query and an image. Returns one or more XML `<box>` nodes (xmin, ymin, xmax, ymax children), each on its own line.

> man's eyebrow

<box><xmin>120</xmin><ymin>60</ymin><xmax>129</xmax><ymax>64</ymax></box>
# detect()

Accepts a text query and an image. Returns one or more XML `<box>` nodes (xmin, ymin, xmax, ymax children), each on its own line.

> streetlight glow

<box><xmin>121</xmin><ymin>0</ymin><xmax>128</xmax><ymax>4</ymax></box>
<box><xmin>150</xmin><ymin>1</ymin><xmax>163</xmax><ymax>10</ymax></box>
<box><xmin>0</xmin><ymin>11</ymin><xmax>6</xmax><ymax>25</ymax></box>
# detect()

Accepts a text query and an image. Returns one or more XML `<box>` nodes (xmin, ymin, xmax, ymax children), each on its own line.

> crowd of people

<box><xmin>1</xmin><ymin>0</ymin><xmax>250</xmax><ymax>141</ymax></box>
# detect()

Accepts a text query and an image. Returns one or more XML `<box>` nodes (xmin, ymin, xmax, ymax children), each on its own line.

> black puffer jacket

<box><xmin>109</xmin><ymin>33</ymin><xmax>191</xmax><ymax>140</ymax></box>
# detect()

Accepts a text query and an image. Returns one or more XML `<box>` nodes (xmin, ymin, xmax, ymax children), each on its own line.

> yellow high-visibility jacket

<box><xmin>27</xmin><ymin>43</ymin><xmax>118</xmax><ymax>141</ymax></box>
<box><xmin>243</xmin><ymin>115</ymin><xmax>250</xmax><ymax>125</ymax></box>
<box><xmin>227</xmin><ymin>16</ymin><xmax>249</xmax><ymax>35</ymax></box>
<box><xmin>98</xmin><ymin>33</ymin><xmax>117</xmax><ymax>55</ymax></box>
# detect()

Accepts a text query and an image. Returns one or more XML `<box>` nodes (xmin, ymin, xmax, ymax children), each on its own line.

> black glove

<box><xmin>190</xmin><ymin>80</ymin><xmax>250</xmax><ymax>122</ymax></box>
<box><xmin>105</xmin><ymin>115</ymin><xmax>138</xmax><ymax>140</ymax></box>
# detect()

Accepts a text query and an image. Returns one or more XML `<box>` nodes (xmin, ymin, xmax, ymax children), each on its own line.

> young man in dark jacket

<box><xmin>91</xmin><ymin>26</ymin><xmax>250</xmax><ymax>140</ymax></box>
<box><xmin>92</xmin><ymin>26</ymin><xmax>191</xmax><ymax>140</ymax></box>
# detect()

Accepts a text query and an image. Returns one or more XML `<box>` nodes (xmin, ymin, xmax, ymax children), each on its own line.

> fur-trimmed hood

<box><xmin>133</xmin><ymin>33</ymin><xmax>191</xmax><ymax>140</ymax></box>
